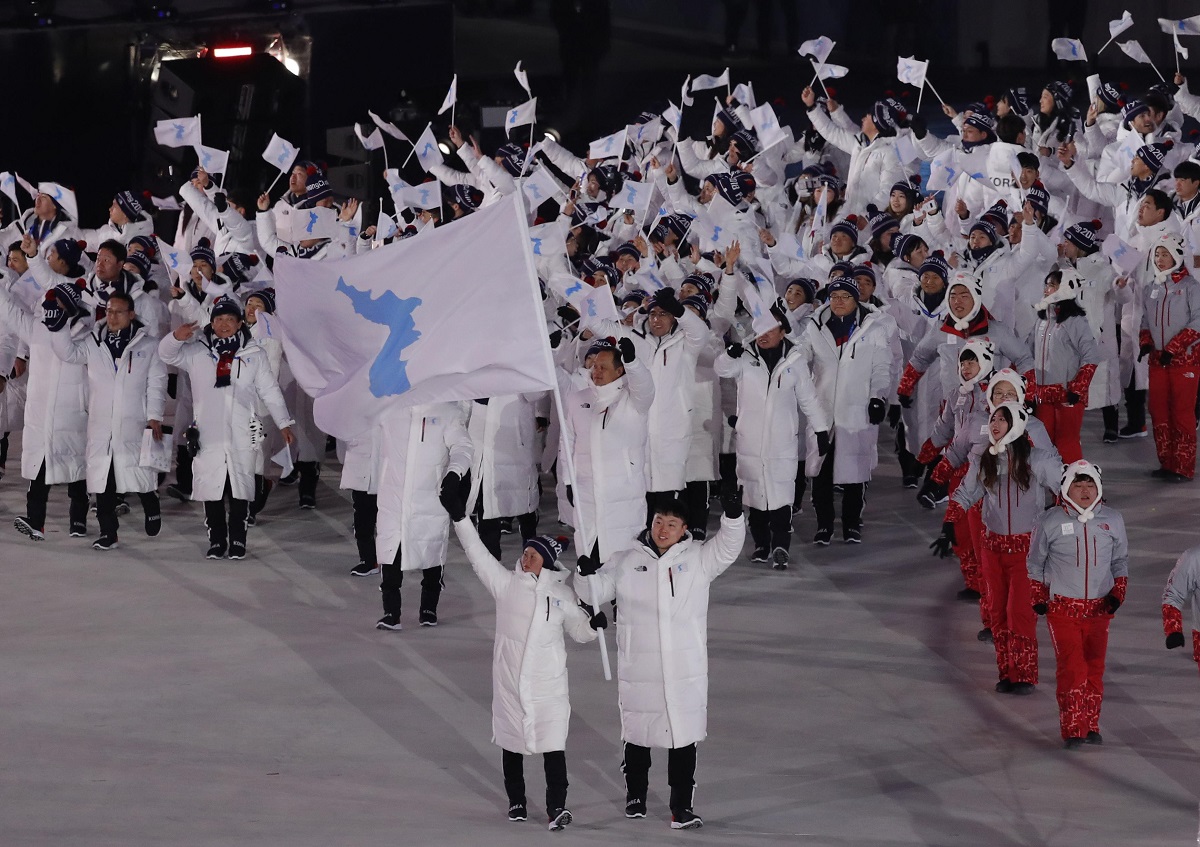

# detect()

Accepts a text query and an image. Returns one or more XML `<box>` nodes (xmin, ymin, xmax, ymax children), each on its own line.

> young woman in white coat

<box><xmin>46</xmin><ymin>291</ymin><xmax>167</xmax><ymax>550</ymax></box>
<box><xmin>158</xmin><ymin>297</ymin><xmax>295</xmax><ymax>560</ymax></box>
<box><xmin>714</xmin><ymin>309</ymin><xmax>830</xmax><ymax>567</ymax></box>
<box><xmin>798</xmin><ymin>278</ymin><xmax>895</xmax><ymax>544</ymax></box>
<box><xmin>442</xmin><ymin>481</ymin><xmax>600</xmax><ymax>831</ymax></box>
<box><xmin>576</xmin><ymin>489</ymin><xmax>746</xmax><ymax>830</ymax></box>
<box><xmin>0</xmin><ymin>279</ymin><xmax>93</xmax><ymax>541</ymax></box>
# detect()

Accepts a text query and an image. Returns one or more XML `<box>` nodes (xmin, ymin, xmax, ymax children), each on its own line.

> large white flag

<box><xmin>193</xmin><ymin>144</ymin><xmax>229</xmax><ymax>174</ymax></box>
<box><xmin>154</xmin><ymin>115</ymin><xmax>202</xmax><ymax>148</ymax></box>
<box><xmin>274</xmin><ymin>194</ymin><xmax>557</xmax><ymax>438</ymax></box>
<box><xmin>354</xmin><ymin>122</ymin><xmax>385</xmax><ymax>151</ymax></box>
<box><xmin>438</xmin><ymin>74</ymin><xmax>457</xmax><ymax>115</ymax></box>
<box><xmin>391</xmin><ymin>179</ymin><xmax>443</xmax><ymax>211</ymax></box>
<box><xmin>1109</xmin><ymin>10</ymin><xmax>1134</xmax><ymax>38</ymax></box>
<box><xmin>690</xmin><ymin>68</ymin><xmax>730</xmax><ymax>93</ymax></box>
<box><xmin>798</xmin><ymin>36</ymin><xmax>835</xmax><ymax>64</ymax></box>
<box><xmin>897</xmin><ymin>56</ymin><xmax>928</xmax><ymax>87</ymax></box>
<box><xmin>157</xmin><ymin>236</ymin><xmax>191</xmax><ymax>283</ymax></box>
<box><xmin>0</xmin><ymin>172</ymin><xmax>24</xmax><ymax>209</ymax></box>
<box><xmin>505</xmin><ymin>97</ymin><xmax>538</xmax><ymax>136</ymax></box>
<box><xmin>589</xmin><ymin>128</ymin><xmax>627</xmax><ymax>160</ymax></box>
<box><xmin>1051</xmin><ymin>38</ymin><xmax>1088</xmax><ymax>62</ymax></box>
<box><xmin>413</xmin><ymin>124</ymin><xmax>444</xmax><ymax>171</ymax></box>
<box><xmin>680</xmin><ymin>76</ymin><xmax>694</xmax><ymax>108</ymax></box>
<box><xmin>262</xmin><ymin>132</ymin><xmax>300</xmax><ymax>173</ymax></box>
<box><xmin>1118</xmin><ymin>39</ymin><xmax>1155</xmax><ymax>65</ymax></box>
<box><xmin>1160</xmin><ymin>15</ymin><xmax>1200</xmax><ymax>36</ymax></box>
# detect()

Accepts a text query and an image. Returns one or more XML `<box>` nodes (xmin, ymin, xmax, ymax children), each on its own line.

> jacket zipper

<box><xmin>668</xmin><ymin>565</ymin><xmax>675</xmax><ymax>597</ymax></box>
<box><xmin>421</xmin><ymin>417</ymin><xmax>426</xmax><ymax>442</ymax></box>
<box><xmin>546</xmin><ymin>596</ymin><xmax>550</xmax><ymax>621</ymax></box>
<box><xmin>1082</xmin><ymin>522</ymin><xmax>1090</xmax><ymax>598</ymax></box>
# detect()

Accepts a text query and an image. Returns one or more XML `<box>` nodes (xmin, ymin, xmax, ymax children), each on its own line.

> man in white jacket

<box><xmin>47</xmin><ymin>290</ymin><xmax>167</xmax><ymax>550</ymax></box>
<box><xmin>576</xmin><ymin>487</ymin><xmax>746</xmax><ymax>830</ymax></box>
<box><xmin>441</xmin><ymin>479</ymin><xmax>600</xmax><ymax>831</ymax></box>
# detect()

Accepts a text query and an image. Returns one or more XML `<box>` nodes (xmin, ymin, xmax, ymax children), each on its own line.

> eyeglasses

<box><xmin>828</xmin><ymin>293</ymin><xmax>856</xmax><ymax>302</ymax></box>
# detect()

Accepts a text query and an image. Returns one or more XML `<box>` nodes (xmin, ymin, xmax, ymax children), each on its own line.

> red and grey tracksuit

<box><xmin>921</xmin><ymin>383</ymin><xmax>989</xmax><ymax>618</ymax></box>
<box><xmin>947</xmin><ymin>442</ymin><xmax>1062</xmax><ymax>686</ymax></box>
<box><xmin>1140</xmin><ymin>269</ymin><xmax>1200</xmax><ymax>478</ymax></box>
<box><xmin>1031</xmin><ymin>307</ymin><xmax>1099</xmax><ymax>465</ymax></box>
<box><xmin>1028</xmin><ymin>504</ymin><xmax>1129</xmax><ymax>741</ymax></box>
<box><xmin>1162</xmin><ymin>547</ymin><xmax>1200</xmax><ymax>675</ymax></box>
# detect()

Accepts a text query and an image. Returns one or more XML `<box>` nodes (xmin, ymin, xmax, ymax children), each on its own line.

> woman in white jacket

<box><xmin>374</xmin><ymin>401</ymin><xmax>473</xmax><ymax>631</ymax></box>
<box><xmin>0</xmin><ymin>279</ymin><xmax>92</xmax><ymax>541</ymax></box>
<box><xmin>443</xmin><ymin>482</ymin><xmax>598</xmax><ymax>830</ymax></box>
<box><xmin>47</xmin><ymin>291</ymin><xmax>167</xmax><ymax>550</ymax></box>
<box><xmin>158</xmin><ymin>297</ymin><xmax>294</xmax><ymax>560</ymax></box>
<box><xmin>576</xmin><ymin>490</ymin><xmax>745</xmax><ymax>830</ymax></box>
<box><xmin>468</xmin><ymin>393</ymin><xmax>546</xmax><ymax>559</ymax></box>
<box><xmin>799</xmin><ymin>278</ymin><xmax>896</xmax><ymax>545</ymax></box>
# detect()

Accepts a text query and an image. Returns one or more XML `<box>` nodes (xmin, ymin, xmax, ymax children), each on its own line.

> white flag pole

<box><xmin>809</xmin><ymin>59</ymin><xmax>832</xmax><ymax>97</ymax></box>
<box><xmin>925</xmin><ymin>78</ymin><xmax>948</xmax><ymax>108</ymax></box>
<box><xmin>402</xmin><ymin>122</ymin><xmax>431</xmax><ymax>169</ymax></box>
<box><xmin>265</xmin><ymin>168</ymin><xmax>286</xmax><ymax>195</ymax></box>
<box><xmin>1147</xmin><ymin>55</ymin><xmax>1167</xmax><ymax>82</ymax></box>
<box><xmin>1096</xmin><ymin>34</ymin><xmax>1118</xmax><ymax>55</ymax></box>
<box><xmin>512</xmin><ymin>197</ymin><xmax>611</xmax><ymax>681</ymax></box>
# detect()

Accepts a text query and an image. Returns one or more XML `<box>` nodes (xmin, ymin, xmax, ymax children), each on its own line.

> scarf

<box><xmin>104</xmin><ymin>325</ymin><xmax>134</xmax><ymax>361</ymax></box>
<box><xmin>825</xmin><ymin>310</ymin><xmax>858</xmax><ymax>346</ymax></box>
<box><xmin>758</xmin><ymin>342</ymin><xmax>784</xmax><ymax>372</ymax></box>
<box><xmin>295</xmin><ymin>242</ymin><xmax>326</xmax><ymax>260</ymax></box>
<box><xmin>212</xmin><ymin>333</ymin><xmax>241</xmax><ymax>387</ymax></box>
<box><xmin>919</xmin><ymin>287</ymin><xmax>946</xmax><ymax>314</ymax></box>
<box><xmin>967</xmin><ymin>243</ymin><xmax>998</xmax><ymax>263</ymax></box>
<box><xmin>1130</xmin><ymin>175</ymin><xmax>1157</xmax><ymax>198</ymax></box>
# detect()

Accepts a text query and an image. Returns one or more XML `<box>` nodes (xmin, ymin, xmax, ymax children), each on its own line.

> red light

<box><xmin>213</xmin><ymin>46</ymin><xmax>254</xmax><ymax>59</ymax></box>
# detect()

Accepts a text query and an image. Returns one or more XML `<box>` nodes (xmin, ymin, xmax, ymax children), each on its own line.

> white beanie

<box><xmin>987</xmin><ymin>367</ymin><xmax>1026</xmax><ymax>411</ymax></box>
<box><xmin>948</xmin><ymin>270</ymin><xmax>984</xmax><ymax>330</ymax></box>
<box><xmin>988</xmin><ymin>401</ymin><xmax>1029</xmax><ymax>455</ymax></box>
<box><xmin>958</xmin><ymin>339</ymin><xmax>995</xmax><ymax>393</ymax></box>
<box><xmin>1152</xmin><ymin>233</ymin><xmax>1186</xmax><ymax>283</ymax></box>
<box><xmin>1060</xmin><ymin>460</ymin><xmax>1103</xmax><ymax>523</ymax></box>
<box><xmin>1035</xmin><ymin>266</ymin><xmax>1085</xmax><ymax>312</ymax></box>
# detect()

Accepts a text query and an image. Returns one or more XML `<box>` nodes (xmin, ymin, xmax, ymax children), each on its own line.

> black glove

<box><xmin>1033</xmin><ymin>602</ymin><xmax>1048</xmax><ymax>616</ymax></box>
<box><xmin>867</xmin><ymin>398</ymin><xmax>886</xmax><ymax>425</ymax></box>
<box><xmin>887</xmin><ymin>404</ymin><xmax>902</xmax><ymax>429</ymax></box>
<box><xmin>816</xmin><ymin>430</ymin><xmax>831</xmax><ymax>456</ymax></box>
<box><xmin>1065</xmin><ymin>391</ymin><xmax>1080</xmax><ymax>405</ymax></box>
<box><xmin>213</xmin><ymin>192</ymin><xmax>228</xmax><ymax>213</ymax></box>
<box><xmin>565</xmin><ymin>484</ymin><xmax>574</xmax><ymax>506</ymax></box>
<box><xmin>617</xmin><ymin>337</ymin><xmax>636</xmax><ymax>363</ymax></box>
<box><xmin>910</xmin><ymin>114</ymin><xmax>928</xmax><ymax>139</ymax></box>
<box><xmin>720</xmin><ymin>480</ymin><xmax>743</xmax><ymax>519</ymax></box>
<box><xmin>185</xmin><ymin>425</ymin><xmax>201</xmax><ymax>458</ymax></box>
<box><xmin>1138</xmin><ymin>343</ymin><xmax>1155</xmax><ymax>362</ymax></box>
<box><xmin>727</xmin><ymin>414</ymin><xmax>738</xmax><ymax>428</ymax></box>
<box><xmin>557</xmin><ymin>305</ymin><xmax>579</xmax><ymax>325</ymax></box>
<box><xmin>917</xmin><ymin>477</ymin><xmax>947</xmax><ymax>509</ymax></box>
<box><xmin>1104</xmin><ymin>593</ymin><xmax>1122</xmax><ymax>614</ymax></box>
<box><xmin>579</xmin><ymin>601</ymin><xmax>608</xmax><ymax>630</ymax></box>
<box><xmin>576</xmin><ymin>554</ymin><xmax>599</xmax><ymax>576</ymax></box>
<box><xmin>725</xmin><ymin>341</ymin><xmax>744</xmax><ymax>358</ymax></box>
<box><xmin>654</xmin><ymin>287</ymin><xmax>685</xmax><ymax>318</ymax></box>
<box><xmin>1167</xmin><ymin>632</ymin><xmax>1186</xmax><ymax>649</ymax></box>
<box><xmin>929</xmin><ymin>522</ymin><xmax>955</xmax><ymax>558</ymax></box>
<box><xmin>438</xmin><ymin>473</ymin><xmax>467</xmax><ymax>521</ymax></box>
<box><xmin>548</xmin><ymin>330</ymin><xmax>563</xmax><ymax>349</ymax></box>
<box><xmin>898</xmin><ymin>393</ymin><xmax>914</xmax><ymax>409</ymax></box>
<box><xmin>1159</xmin><ymin>350</ymin><xmax>1174</xmax><ymax>366</ymax></box>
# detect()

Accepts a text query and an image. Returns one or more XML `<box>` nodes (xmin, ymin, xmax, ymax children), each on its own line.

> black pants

<box><xmin>26</xmin><ymin>461</ymin><xmax>88</xmax><ymax>533</ymax></box>
<box><xmin>96</xmin><ymin>464</ymin><xmax>159</xmax><ymax>538</ymax></box>
<box><xmin>683</xmin><ymin>481</ymin><xmax>710</xmax><ymax>534</ymax></box>
<box><xmin>896</xmin><ymin>423</ymin><xmax>924</xmax><ymax>481</ymax></box>
<box><xmin>1125</xmin><ymin>375</ymin><xmax>1146</xmax><ymax>430</ymax></box>
<box><xmin>478</xmin><ymin>512</ymin><xmax>538</xmax><ymax>561</ymax></box>
<box><xmin>203</xmin><ymin>477</ymin><xmax>249</xmax><ymax>551</ymax></box>
<box><xmin>793</xmin><ymin>460</ymin><xmax>807</xmax><ymax>507</ymax></box>
<box><xmin>174</xmin><ymin>445</ymin><xmax>193</xmax><ymax>493</ymax></box>
<box><xmin>1102</xmin><ymin>405</ymin><xmax>1119</xmax><ymax>433</ymax></box>
<box><xmin>718</xmin><ymin>452</ymin><xmax>737</xmax><ymax>492</ymax></box>
<box><xmin>812</xmin><ymin>447</ymin><xmax>865</xmax><ymax>533</ymax></box>
<box><xmin>747</xmin><ymin>506</ymin><xmax>790</xmax><ymax>551</ymax></box>
<box><xmin>0</xmin><ymin>432</ymin><xmax>9</xmax><ymax>467</ymax></box>
<box><xmin>622</xmin><ymin>742</ymin><xmax>697</xmax><ymax>814</ymax></box>
<box><xmin>297</xmin><ymin>460</ymin><xmax>320</xmax><ymax>505</ymax></box>
<box><xmin>646</xmin><ymin>490</ymin><xmax>684</xmax><ymax>527</ymax></box>
<box><xmin>351</xmin><ymin>490</ymin><xmax>378</xmax><ymax>565</ymax></box>
<box><xmin>380</xmin><ymin>544</ymin><xmax>443</xmax><ymax>618</ymax></box>
<box><xmin>503</xmin><ymin>749</ymin><xmax>567</xmax><ymax>813</ymax></box>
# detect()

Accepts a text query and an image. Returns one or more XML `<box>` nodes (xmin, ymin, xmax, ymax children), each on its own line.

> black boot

<box><xmin>297</xmin><ymin>461</ymin><xmax>319</xmax><ymax>509</ymax></box>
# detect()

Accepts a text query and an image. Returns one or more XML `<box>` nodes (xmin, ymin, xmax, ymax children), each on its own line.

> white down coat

<box><xmin>375</xmin><ymin>402</ymin><xmax>473</xmax><ymax>571</ymax></box>
<box><xmin>578</xmin><ymin>514</ymin><xmax>746</xmax><ymax>749</ymax></box>
<box><xmin>158</xmin><ymin>330</ymin><xmax>293</xmax><ymax>502</ymax></box>
<box><xmin>714</xmin><ymin>340</ymin><xmax>828</xmax><ymax>511</ymax></box>
<box><xmin>799</xmin><ymin>303</ymin><xmax>895</xmax><ymax>484</ymax></box>
<box><xmin>892</xmin><ymin>286</ymin><xmax>948</xmax><ymax>453</ymax></box>
<box><xmin>454</xmin><ymin>519</ymin><xmax>595</xmax><ymax>754</ymax></box>
<box><xmin>563</xmin><ymin>359</ymin><xmax>655</xmax><ymax>561</ymax></box>
<box><xmin>468</xmin><ymin>394</ymin><xmax>543</xmax><ymax>520</ymax></box>
<box><xmin>807</xmin><ymin>106</ymin><xmax>912</xmax><ymax>215</ymax></box>
<box><xmin>48</xmin><ymin>323</ymin><xmax>167</xmax><ymax>494</ymax></box>
<box><xmin>0</xmin><ymin>291</ymin><xmax>91</xmax><ymax>484</ymax></box>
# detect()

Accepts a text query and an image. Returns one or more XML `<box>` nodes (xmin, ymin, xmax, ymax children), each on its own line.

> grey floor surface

<box><xmin>1</xmin><ymin>416</ymin><xmax>1198</xmax><ymax>847</ymax></box>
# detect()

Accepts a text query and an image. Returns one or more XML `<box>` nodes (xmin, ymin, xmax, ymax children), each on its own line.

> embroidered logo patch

<box><xmin>1061</xmin><ymin>523</ymin><xmax>1075</xmax><ymax>535</ymax></box>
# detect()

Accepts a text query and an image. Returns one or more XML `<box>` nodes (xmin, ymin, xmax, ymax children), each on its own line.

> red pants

<box><xmin>981</xmin><ymin>539</ymin><xmax>1038</xmax><ymax>684</ymax></box>
<box><xmin>967</xmin><ymin>504</ymin><xmax>988</xmax><ymax>630</ymax></box>
<box><xmin>948</xmin><ymin>466</ymin><xmax>984</xmax><ymax>599</ymax></box>
<box><xmin>1036</xmin><ymin>402</ymin><xmax>1086</xmax><ymax>465</ymax></box>
<box><xmin>1047</xmin><ymin>607</ymin><xmax>1110</xmax><ymax>740</ymax></box>
<box><xmin>1148</xmin><ymin>363</ymin><xmax>1199</xmax><ymax>478</ymax></box>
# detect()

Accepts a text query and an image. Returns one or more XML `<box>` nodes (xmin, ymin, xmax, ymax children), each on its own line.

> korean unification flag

<box><xmin>798</xmin><ymin>36</ymin><xmax>835</xmax><ymax>64</ymax></box>
<box><xmin>609</xmin><ymin>178</ymin><xmax>653</xmax><ymax>214</ymax></box>
<box><xmin>393</xmin><ymin>179</ymin><xmax>443</xmax><ymax>211</ymax></box>
<box><xmin>589</xmin><ymin>128</ymin><xmax>627</xmax><ymax>160</ymax></box>
<box><xmin>369</xmin><ymin>110</ymin><xmax>409</xmax><ymax>142</ymax></box>
<box><xmin>663</xmin><ymin>102</ymin><xmax>683</xmax><ymax>135</ymax></box>
<box><xmin>1160</xmin><ymin>14</ymin><xmax>1200</xmax><ymax>36</ymax></box>
<box><xmin>749</xmin><ymin>103</ymin><xmax>788</xmax><ymax>152</ymax></box>
<box><xmin>262</xmin><ymin>132</ymin><xmax>300</xmax><ymax>173</ymax></box>
<box><xmin>521</xmin><ymin>165</ymin><xmax>564</xmax><ymax>209</ymax></box>
<box><xmin>1118</xmin><ymin>39</ymin><xmax>1155</xmax><ymax>66</ymax></box>
<box><xmin>1101</xmin><ymin>234</ymin><xmax>1143</xmax><ymax>275</ymax></box>
<box><xmin>689</xmin><ymin>203</ymin><xmax>737</xmax><ymax>252</ymax></box>
<box><xmin>414</xmin><ymin>124</ymin><xmax>444</xmax><ymax>171</ymax></box>
<box><xmin>528</xmin><ymin>220</ymin><xmax>568</xmax><ymax>260</ymax></box>
<box><xmin>926</xmin><ymin>156</ymin><xmax>961</xmax><ymax>192</ymax></box>
<box><xmin>157</xmin><ymin>236</ymin><xmax>192</xmax><ymax>284</ymax></box>
<box><xmin>690</xmin><ymin>68</ymin><xmax>730</xmax><ymax>93</ymax></box>
<box><xmin>0</xmin><ymin>172</ymin><xmax>23</xmax><ymax>208</ymax></box>
<box><xmin>154</xmin><ymin>115</ymin><xmax>202</xmax><ymax>148</ymax></box>
<box><xmin>514</xmin><ymin>60</ymin><xmax>532</xmax><ymax>96</ymax></box>
<box><xmin>273</xmin><ymin>193</ymin><xmax>557</xmax><ymax>439</ymax></box>
<box><xmin>438</xmin><ymin>74</ymin><xmax>457</xmax><ymax>115</ymax></box>
<box><xmin>376</xmin><ymin>209</ymin><xmax>399</xmax><ymax>241</ymax></box>
<box><xmin>193</xmin><ymin>144</ymin><xmax>229</xmax><ymax>175</ymax></box>
<box><xmin>1051</xmin><ymin>38</ymin><xmax>1087</xmax><ymax>62</ymax></box>
<box><xmin>36</xmin><ymin>182</ymin><xmax>77</xmax><ymax>221</ymax></box>
<box><xmin>680</xmin><ymin>76</ymin><xmax>695</xmax><ymax>108</ymax></box>
<box><xmin>896</xmin><ymin>56</ymin><xmax>928</xmax><ymax>87</ymax></box>
<box><xmin>275</xmin><ymin>204</ymin><xmax>341</xmax><ymax>243</ymax></box>
<box><xmin>354</xmin><ymin>122</ymin><xmax>385</xmax><ymax>151</ymax></box>
<box><xmin>813</xmin><ymin>61</ymin><xmax>849</xmax><ymax>80</ymax></box>
<box><xmin>505</xmin><ymin>97</ymin><xmax>538</xmax><ymax>137</ymax></box>
<box><xmin>735</xmin><ymin>273</ymin><xmax>781</xmax><ymax>337</ymax></box>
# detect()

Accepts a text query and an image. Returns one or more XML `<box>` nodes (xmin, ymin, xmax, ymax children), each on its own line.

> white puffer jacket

<box><xmin>375</xmin><ymin>402</ymin><xmax>473</xmax><ymax>570</ymax></box>
<box><xmin>577</xmin><ymin>514</ymin><xmax>746</xmax><ymax>749</ymax></box>
<box><xmin>48</xmin><ymin>323</ymin><xmax>167</xmax><ymax>494</ymax></box>
<box><xmin>468</xmin><ymin>394</ymin><xmax>544</xmax><ymax>520</ymax></box>
<box><xmin>454</xmin><ymin>519</ymin><xmax>595</xmax><ymax>754</ymax></box>
<box><xmin>158</xmin><ymin>329</ymin><xmax>293</xmax><ymax>502</ymax></box>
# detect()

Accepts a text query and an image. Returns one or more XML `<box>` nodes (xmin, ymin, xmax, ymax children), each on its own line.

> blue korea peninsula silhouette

<box><xmin>336</xmin><ymin>277</ymin><xmax>422</xmax><ymax>397</ymax></box>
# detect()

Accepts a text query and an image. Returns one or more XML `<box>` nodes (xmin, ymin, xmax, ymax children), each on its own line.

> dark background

<box><xmin>0</xmin><ymin>0</ymin><xmax>1189</xmax><ymax>228</ymax></box>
